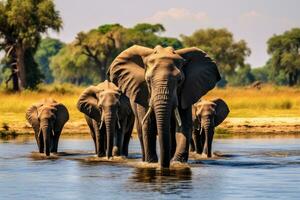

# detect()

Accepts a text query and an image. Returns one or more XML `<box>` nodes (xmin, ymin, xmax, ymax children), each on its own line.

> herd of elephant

<box><xmin>25</xmin><ymin>45</ymin><xmax>230</xmax><ymax>168</ymax></box>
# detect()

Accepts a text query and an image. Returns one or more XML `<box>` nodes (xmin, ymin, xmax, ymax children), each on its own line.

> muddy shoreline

<box><xmin>1</xmin><ymin>117</ymin><xmax>300</xmax><ymax>136</ymax></box>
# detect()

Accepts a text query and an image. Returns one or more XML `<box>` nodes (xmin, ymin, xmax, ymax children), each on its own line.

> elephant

<box><xmin>108</xmin><ymin>45</ymin><xmax>220</xmax><ymax>168</ymax></box>
<box><xmin>77</xmin><ymin>80</ymin><xmax>135</xmax><ymax>159</ymax></box>
<box><xmin>26</xmin><ymin>98</ymin><xmax>69</xmax><ymax>156</ymax></box>
<box><xmin>191</xmin><ymin>98</ymin><xmax>230</xmax><ymax>157</ymax></box>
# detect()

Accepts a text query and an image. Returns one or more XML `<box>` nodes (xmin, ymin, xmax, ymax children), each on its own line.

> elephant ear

<box><xmin>26</xmin><ymin>104</ymin><xmax>41</xmax><ymax>134</ymax></box>
<box><xmin>53</xmin><ymin>103</ymin><xmax>69</xmax><ymax>133</ymax></box>
<box><xmin>212</xmin><ymin>98</ymin><xmax>230</xmax><ymax>127</ymax></box>
<box><xmin>175</xmin><ymin>47</ymin><xmax>221</xmax><ymax>109</ymax></box>
<box><xmin>108</xmin><ymin>45</ymin><xmax>154</xmax><ymax>107</ymax></box>
<box><xmin>77</xmin><ymin>86</ymin><xmax>102</xmax><ymax>121</ymax></box>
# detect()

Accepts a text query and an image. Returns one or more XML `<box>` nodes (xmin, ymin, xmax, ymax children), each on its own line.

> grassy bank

<box><xmin>0</xmin><ymin>84</ymin><xmax>299</xmax><ymax>135</ymax></box>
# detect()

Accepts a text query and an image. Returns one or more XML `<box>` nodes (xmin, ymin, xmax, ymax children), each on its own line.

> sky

<box><xmin>49</xmin><ymin>0</ymin><xmax>300</xmax><ymax>68</ymax></box>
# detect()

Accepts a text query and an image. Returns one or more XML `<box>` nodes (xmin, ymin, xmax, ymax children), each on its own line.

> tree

<box><xmin>0</xmin><ymin>0</ymin><xmax>62</xmax><ymax>90</ymax></box>
<box><xmin>267</xmin><ymin>28</ymin><xmax>300</xmax><ymax>86</ymax></box>
<box><xmin>227</xmin><ymin>64</ymin><xmax>255</xmax><ymax>86</ymax></box>
<box><xmin>181</xmin><ymin>28</ymin><xmax>251</xmax><ymax>81</ymax></box>
<box><xmin>34</xmin><ymin>37</ymin><xmax>65</xmax><ymax>83</ymax></box>
<box><xmin>50</xmin><ymin>44</ymin><xmax>98</xmax><ymax>85</ymax></box>
<box><xmin>66</xmin><ymin>23</ymin><xmax>183</xmax><ymax>83</ymax></box>
<box><xmin>252</xmin><ymin>66</ymin><xmax>269</xmax><ymax>83</ymax></box>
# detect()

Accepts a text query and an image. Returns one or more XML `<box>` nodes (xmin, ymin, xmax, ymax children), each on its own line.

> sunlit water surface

<box><xmin>0</xmin><ymin>135</ymin><xmax>300</xmax><ymax>200</ymax></box>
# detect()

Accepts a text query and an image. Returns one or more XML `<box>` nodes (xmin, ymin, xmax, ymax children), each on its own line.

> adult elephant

<box><xmin>108</xmin><ymin>45</ymin><xmax>220</xmax><ymax>167</ymax></box>
<box><xmin>77</xmin><ymin>80</ymin><xmax>134</xmax><ymax>158</ymax></box>
<box><xmin>191</xmin><ymin>99</ymin><xmax>230</xmax><ymax>157</ymax></box>
<box><xmin>26</xmin><ymin>98</ymin><xmax>69</xmax><ymax>156</ymax></box>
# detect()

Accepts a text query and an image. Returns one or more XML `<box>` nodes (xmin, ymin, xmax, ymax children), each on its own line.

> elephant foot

<box><xmin>172</xmin><ymin>152</ymin><xmax>189</xmax><ymax>163</ymax></box>
<box><xmin>145</xmin><ymin>156</ymin><xmax>158</xmax><ymax>163</ymax></box>
<box><xmin>95</xmin><ymin>152</ymin><xmax>106</xmax><ymax>157</ymax></box>
<box><xmin>170</xmin><ymin>161</ymin><xmax>190</xmax><ymax>169</ymax></box>
<box><xmin>112</xmin><ymin>147</ymin><xmax>120</xmax><ymax>157</ymax></box>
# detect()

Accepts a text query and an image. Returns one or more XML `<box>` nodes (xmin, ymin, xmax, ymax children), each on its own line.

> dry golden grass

<box><xmin>0</xmin><ymin>84</ymin><xmax>85</xmax><ymax>131</ymax></box>
<box><xmin>0</xmin><ymin>84</ymin><xmax>300</xmax><ymax>133</ymax></box>
<box><xmin>204</xmin><ymin>84</ymin><xmax>300</xmax><ymax>117</ymax></box>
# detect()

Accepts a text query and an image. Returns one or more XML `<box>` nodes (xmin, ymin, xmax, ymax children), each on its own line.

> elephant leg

<box><xmin>190</xmin><ymin>131</ymin><xmax>196</xmax><ymax>152</ymax></box>
<box><xmin>122</xmin><ymin>118</ymin><xmax>134</xmax><ymax>157</ymax></box>
<box><xmin>85</xmin><ymin>116</ymin><xmax>97</xmax><ymax>153</ymax></box>
<box><xmin>113</xmin><ymin>128</ymin><xmax>123</xmax><ymax>156</ymax></box>
<box><xmin>142</xmin><ymin>114</ymin><xmax>158</xmax><ymax>163</ymax></box>
<box><xmin>200</xmin><ymin>128</ymin><xmax>206</xmax><ymax>154</ymax></box>
<box><xmin>193</xmin><ymin>129</ymin><xmax>203</xmax><ymax>154</ymax></box>
<box><xmin>51</xmin><ymin>131</ymin><xmax>61</xmax><ymax>153</ymax></box>
<box><xmin>94</xmin><ymin>121</ymin><xmax>105</xmax><ymax>157</ymax></box>
<box><xmin>203</xmin><ymin>128</ymin><xmax>214</xmax><ymax>158</ymax></box>
<box><xmin>170</xmin><ymin>114</ymin><xmax>177</xmax><ymax>159</ymax></box>
<box><xmin>131</xmin><ymin>102</ymin><xmax>145</xmax><ymax>161</ymax></box>
<box><xmin>39</xmin><ymin>133</ymin><xmax>44</xmax><ymax>153</ymax></box>
<box><xmin>172</xmin><ymin>106</ymin><xmax>192</xmax><ymax>163</ymax></box>
<box><xmin>35</xmin><ymin>131</ymin><xmax>41</xmax><ymax>152</ymax></box>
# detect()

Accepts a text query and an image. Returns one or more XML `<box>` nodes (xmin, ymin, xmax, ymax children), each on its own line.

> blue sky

<box><xmin>50</xmin><ymin>0</ymin><xmax>300</xmax><ymax>68</ymax></box>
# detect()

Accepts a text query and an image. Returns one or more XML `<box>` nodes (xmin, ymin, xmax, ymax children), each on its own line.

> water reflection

<box><xmin>128</xmin><ymin>167</ymin><xmax>193</xmax><ymax>197</ymax></box>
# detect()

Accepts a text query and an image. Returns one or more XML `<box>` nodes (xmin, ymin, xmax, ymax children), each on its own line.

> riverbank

<box><xmin>1</xmin><ymin>117</ymin><xmax>300</xmax><ymax>137</ymax></box>
<box><xmin>1</xmin><ymin>84</ymin><xmax>300</xmax><ymax>136</ymax></box>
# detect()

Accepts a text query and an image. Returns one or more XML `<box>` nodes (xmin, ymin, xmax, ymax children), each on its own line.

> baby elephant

<box><xmin>191</xmin><ymin>98</ymin><xmax>229</xmax><ymax>157</ymax></box>
<box><xmin>77</xmin><ymin>80</ymin><xmax>134</xmax><ymax>159</ymax></box>
<box><xmin>26</xmin><ymin>98</ymin><xmax>69</xmax><ymax>156</ymax></box>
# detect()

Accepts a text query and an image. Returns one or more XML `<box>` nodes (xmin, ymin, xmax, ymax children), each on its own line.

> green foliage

<box><xmin>181</xmin><ymin>28</ymin><xmax>251</xmax><ymax>82</ymax></box>
<box><xmin>50</xmin><ymin>44</ymin><xmax>99</xmax><ymax>85</ymax></box>
<box><xmin>267</xmin><ymin>28</ymin><xmax>300</xmax><ymax>86</ymax></box>
<box><xmin>227</xmin><ymin>64</ymin><xmax>255</xmax><ymax>86</ymax></box>
<box><xmin>51</xmin><ymin>23</ymin><xmax>183</xmax><ymax>85</ymax></box>
<box><xmin>0</xmin><ymin>0</ymin><xmax>62</xmax><ymax>90</ymax></box>
<box><xmin>252</xmin><ymin>66</ymin><xmax>269</xmax><ymax>83</ymax></box>
<box><xmin>34</xmin><ymin>37</ymin><xmax>65</xmax><ymax>83</ymax></box>
<box><xmin>24</xmin><ymin>48</ymin><xmax>44</xmax><ymax>89</ymax></box>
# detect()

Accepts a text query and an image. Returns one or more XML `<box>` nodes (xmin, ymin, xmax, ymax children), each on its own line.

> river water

<box><xmin>0</xmin><ymin>135</ymin><xmax>299</xmax><ymax>200</ymax></box>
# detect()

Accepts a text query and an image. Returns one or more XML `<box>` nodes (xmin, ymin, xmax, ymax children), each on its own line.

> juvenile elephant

<box><xmin>26</xmin><ymin>98</ymin><xmax>69</xmax><ymax>156</ymax></box>
<box><xmin>108</xmin><ymin>45</ymin><xmax>220</xmax><ymax>167</ymax></box>
<box><xmin>77</xmin><ymin>80</ymin><xmax>134</xmax><ymax>158</ymax></box>
<box><xmin>191</xmin><ymin>99</ymin><xmax>230</xmax><ymax>157</ymax></box>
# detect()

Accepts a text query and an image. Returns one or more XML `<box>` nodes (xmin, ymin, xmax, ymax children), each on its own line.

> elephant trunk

<box><xmin>41</xmin><ymin>124</ymin><xmax>51</xmax><ymax>156</ymax></box>
<box><xmin>153</xmin><ymin>84</ymin><xmax>172</xmax><ymax>168</ymax></box>
<box><xmin>202</xmin><ymin>116</ymin><xmax>214</xmax><ymax>158</ymax></box>
<box><xmin>103</xmin><ymin>108</ymin><xmax>117</xmax><ymax>159</ymax></box>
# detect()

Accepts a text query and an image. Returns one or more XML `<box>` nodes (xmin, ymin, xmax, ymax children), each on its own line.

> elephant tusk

<box><xmin>116</xmin><ymin>113</ymin><xmax>121</xmax><ymax>129</ymax></box>
<box><xmin>142</xmin><ymin>106</ymin><xmax>152</xmax><ymax>125</ymax></box>
<box><xmin>99</xmin><ymin>114</ymin><xmax>104</xmax><ymax>129</ymax></box>
<box><xmin>117</xmin><ymin>120</ymin><xmax>121</xmax><ymax>129</ymax></box>
<box><xmin>174</xmin><ymin>107</ymin><xmax>182</xmax><ymax>127</ymax></box>
<box><xmin>196</xmin><ymin>116</ymin><xmax>201</xmax><ymax>131</ymax></box>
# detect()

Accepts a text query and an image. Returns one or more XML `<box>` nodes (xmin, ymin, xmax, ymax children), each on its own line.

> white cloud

<box><xmin>145</xmin><ymin>8</ymin><xmax>208</xmax><ymax>22</ymax></box>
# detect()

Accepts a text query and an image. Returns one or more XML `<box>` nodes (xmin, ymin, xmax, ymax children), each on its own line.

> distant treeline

<box><xmin>0</xmin><ymin>1</ymin><xmax>300</xmax><ymax>91</ymax></box>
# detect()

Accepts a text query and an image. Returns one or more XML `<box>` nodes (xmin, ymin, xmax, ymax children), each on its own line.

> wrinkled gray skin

<box><xmin>109</xmin><ymin>45</ymin><xmax>220</xmax><ymax>168</ymax></box>
<box><xmin>191</xmin><ymin>99</ymin><xmax>230</xmax><ymax>157</ymax></box>
<box><xmin>77</xmin><ymin>80</ymin><xmax>134</xmax><ymax>158</ymax></box>
<box><xmin>26</xmin><ymin>99</ymin><xmax>69</xmax><ymax>156</ymax></box>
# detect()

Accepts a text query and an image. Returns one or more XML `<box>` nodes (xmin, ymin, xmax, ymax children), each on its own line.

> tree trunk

<box><xmin>15</xmin><ymin>44</ymin><xmax>26</xmax><ymax>90</ymax></box>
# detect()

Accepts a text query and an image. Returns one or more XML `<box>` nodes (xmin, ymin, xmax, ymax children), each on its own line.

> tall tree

<box><xmin>267</xmin><ymin>28</ymin><xmax>300</xmax><ymax>86</ymax></box>
<box><xmin>70</xmin><ymin>23</ymin><xmax>182</xmax><ymax>83</ymax></box>
<box><xmin>0</xmin><ymin>0</ymin><xmax>62</xmax><ymax>90</ymax></box>
<box><xmin>181</xmin><ymin>28</ymin><xmax>251</xmax><ymax>80</ymax></box>
<box><xmin>50</xmin><ymin>44</ymin><xmax>99</xmax><ymax>85</ymax></box>
<box><xmin>34</xmin><ymin>37</ymin><xmax>65</xmax><ymax>83</ymax></box>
